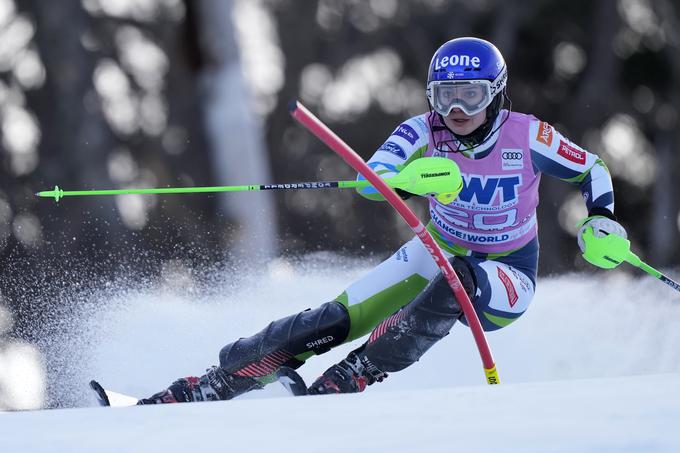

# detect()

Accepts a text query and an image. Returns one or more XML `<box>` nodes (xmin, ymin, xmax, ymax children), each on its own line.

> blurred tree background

<box><xmin>0</xmin><ymin>0</ymin><xmax>679</xmax><ymax>407</ymax></box>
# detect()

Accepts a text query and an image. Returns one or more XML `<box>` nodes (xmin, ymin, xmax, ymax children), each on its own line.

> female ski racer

<box><xmin>139</xmin><ymin>37</ymin><xmax>627</xmax><ymax>403</ymax></box>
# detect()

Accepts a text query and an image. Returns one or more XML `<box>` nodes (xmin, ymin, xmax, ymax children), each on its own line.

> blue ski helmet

<box><xmin>426</xmin><ymin>38</ymin><xmax>508</xmax><ymax>145</ymax></box>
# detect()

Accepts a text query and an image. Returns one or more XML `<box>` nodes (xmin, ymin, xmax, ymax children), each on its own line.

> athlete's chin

<box><xmin>444</xmin><ymin>118</ymin><xmax>479</xmax><ymax>136</ymax></box>
<box><xmin>448</xmin><ymin>124</ymin><xmax>477</xmax><ymax>135</ymax></box>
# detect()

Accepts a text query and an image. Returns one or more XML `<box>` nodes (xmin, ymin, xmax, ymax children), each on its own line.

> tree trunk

<box><xmin>191</xmin><ymin>0</ymin><xmax>278</xmax><ymax>262</ymax></box>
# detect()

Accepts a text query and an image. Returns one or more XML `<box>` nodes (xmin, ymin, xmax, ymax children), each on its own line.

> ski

<box><xmin>89</xmin><ymin>380</ymin><xmax>110</xmax><ymax>406</ymax></box>
<box><xmin>89</xmin><ymin>380</ymin><xmax>138</xmax><ymax>407</ymax></box>
<box><xmin>89</xmin><ymin>368</ymin><xmax>306</xmax><ymax>407</ymax></box>
<box><xmin>275</xmin><ymin>366</ymin><xmax>308</xmax><ymax>396</ymax></box>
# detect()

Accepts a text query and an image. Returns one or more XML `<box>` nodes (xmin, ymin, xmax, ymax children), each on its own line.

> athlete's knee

<box><xmin>301</xmin><ymin>301</ymin><xmax>351</xmax><ymax>353</ymax></box>
<box><xmin>402</xmin><ymin>259</ymin><xmax>475</xmax><ymax>341</ymax></box>
<box><xmin>413</xmin><ymin>256</ymin><xmax>476</xmax><ymax>317</ymax></box>
<box><xmin>218</xmin><ymin>301</ymin><xmax>351</xmax><ymax>370</ymax></box>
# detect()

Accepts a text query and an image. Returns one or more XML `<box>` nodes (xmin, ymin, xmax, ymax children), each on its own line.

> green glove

<box><xmin>577</xmin><ymin>215</ymin><xmax>629</xmax><ymax>269</ymax></box>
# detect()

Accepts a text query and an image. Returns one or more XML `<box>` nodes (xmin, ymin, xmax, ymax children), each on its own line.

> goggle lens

<box><xmin>430</xmin><ymin>81</ymin><xmax>492</xmax><ymax>116</ymax></box>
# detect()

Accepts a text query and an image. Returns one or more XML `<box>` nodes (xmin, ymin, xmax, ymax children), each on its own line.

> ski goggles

<box><xmin>427</xmin><ymin>80</ymin><xmax>494</xmax><ymax>117</ymax></box>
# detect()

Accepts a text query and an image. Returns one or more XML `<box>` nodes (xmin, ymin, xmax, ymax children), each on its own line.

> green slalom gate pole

<box><xmin>36</xmin><ymin>157</ymin><xmax>462</xmax><ymax>203</ymax></box>
<box><xmin>581</xmin><ymin>226</ymin><xmax>680</xmax><ymax>293</ymax></box>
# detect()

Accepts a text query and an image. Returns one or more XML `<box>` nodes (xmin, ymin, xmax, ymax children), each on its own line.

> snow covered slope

<box><xmin>1</xmin><ymin>373</ymin><xmax>679</xmax><ymax>453</ymax></box>
<box><xmin>1</xmin><ymin>255</ymin><xmax>679</xmax><ymax>451</ymax></box>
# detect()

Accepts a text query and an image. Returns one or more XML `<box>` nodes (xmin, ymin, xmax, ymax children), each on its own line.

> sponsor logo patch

<box><xmin>458</xmin><ymin>174</ymin><xmax>522</xmax><ymax>205</ymax></box>
<box><xmin>263</xmin><ymin>182</ymin><xmax>332</xmax><ymax>190</ymax></box>
<box><xmin>422</xmin><ymin>171</ymin><xmax>450</xmax><ymax>178</ymax></box>
<box><xmin>501</xmin><ymin>149</ymin><xmax>524</xmax><ymax>170</ymax></box>
<box><xmin>490</xmin><ymin>71</ymin><xmax>507</xmax><ymax>95</ymax></box>
<box><xmin>557</xmin><ymin>140</ymin><xmax>586</xmax><ymax>165</ymax></box>
<box><xmin>392</xmin><ymin>124</ymin><xmax>418</xmax><ymax>145</ymax></box>
<box><xmin>306</xmin><ymin>336</ymin><xmax>335</xmax><ymax>349</ymax></box>
<box><xmin>536</xmin><ymin>121</ymin><xmax>553</xmax><ymax>146</ymax></box>
<box><xmin>378</xmin><ymin>141</ymin><xmax>406</xmax><ymax>159</ymax></box>
<box><xmin>434</xmin><ymin>54</ymin><xmax>481</xmax><ymax>70</ymax></box>
<box><xmin>497</xmin><ymin>267</ymin><xmax>518</xmax><ymax>308</ymax></box>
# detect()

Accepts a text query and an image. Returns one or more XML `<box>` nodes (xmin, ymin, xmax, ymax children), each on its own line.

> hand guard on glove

<box><xmin>577</xmin><ymin>211</ymin><xmax>629</xmax><ymax>269</ymax></box>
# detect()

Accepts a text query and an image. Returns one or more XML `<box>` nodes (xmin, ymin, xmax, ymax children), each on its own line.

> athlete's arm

<box><xmin>529</xmin><ymin>120</ymin><xmax>614</xmax><ymax>217</ymax></box>
<box><xmin>357</xmin><ymin>116</ymin><xmax>430</xmax><ymax>201</ymax></box>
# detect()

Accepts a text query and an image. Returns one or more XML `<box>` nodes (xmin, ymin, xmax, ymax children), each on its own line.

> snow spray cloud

<box><xmin>54</xmin><ymin>252</ymin><xmax>368</xmax><ymax>407</ymax></box>
<box><xmin>0</xmin><ymin>237</ymin><xmax>255</xmax><ymax>409</ymax></box>
<box><xmin>0</xmin><ymin>301</ymin><xmax>45</xmax><ymax>410</ymax></box>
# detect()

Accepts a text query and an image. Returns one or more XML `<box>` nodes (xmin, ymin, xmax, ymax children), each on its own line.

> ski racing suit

<box><xmin>144</xmin><ymin>110</ymin><xmax>616</xmax><ymax>402</ymax></box>
<box><xmin>213</xmin><ymin>109</ymin><xmax>615</xmax><ymax>382</ymax></box>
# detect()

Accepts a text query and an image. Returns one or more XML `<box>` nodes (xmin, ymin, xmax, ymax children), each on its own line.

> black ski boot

<box><xmin>137</xmin><ymin>366</ymin><xmax>264</xmax><ymax>404</ymax></box>
<box><xmin>307</xmin><ymin>352</ymin><xmax>387</xmax><ymax>395</ymax></box>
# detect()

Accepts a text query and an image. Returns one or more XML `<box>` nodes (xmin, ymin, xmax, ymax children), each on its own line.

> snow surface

<box><xmin>1</xmin><ymin>255</ymin><xmax>679</xmax><ymax>452</ymax></box>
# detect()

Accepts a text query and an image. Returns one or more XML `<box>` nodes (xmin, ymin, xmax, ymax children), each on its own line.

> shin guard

<box><xmin>218</xmin><ymin>301</ymin><xmax>350</xmax><ymax>378</ymax></box>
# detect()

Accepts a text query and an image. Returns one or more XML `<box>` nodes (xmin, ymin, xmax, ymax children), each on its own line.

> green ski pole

<box><xmin>625</xmin><ymin>251</ymin><xmax>680</xmax><ymax>293</ymax></box>
<box><xmin>580</xmin><ymin>226</ymin><xmax>680</xmax><ymax>293</ymax></box>
<box><xmin>37</xmin><ymin>157</ymin><xmax>462</xmax><ymax>203</ymax></box>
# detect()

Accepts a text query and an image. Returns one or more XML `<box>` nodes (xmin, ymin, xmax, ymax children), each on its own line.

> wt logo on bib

<box><xmin>458</xmin><ymin>175</ymin><xmax>521</xmax><ymax>205</ymax></box>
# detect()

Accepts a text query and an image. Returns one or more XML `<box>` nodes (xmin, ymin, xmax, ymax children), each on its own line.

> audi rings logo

<box><xmin>501</xmin><ymin>148</ymin><xmax>524</xmax><ymax>170</ymax></box>
<box><xmin>502</xmin><ymin>151</ymin><xmax>523</xmax><ymax>160</ymax></box>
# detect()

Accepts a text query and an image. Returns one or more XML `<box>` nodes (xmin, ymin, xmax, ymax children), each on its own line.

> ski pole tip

<box><xmin>37</xmin><ymin>185</ymin><xmax>63</xmax><ymax>202</ymax></box>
